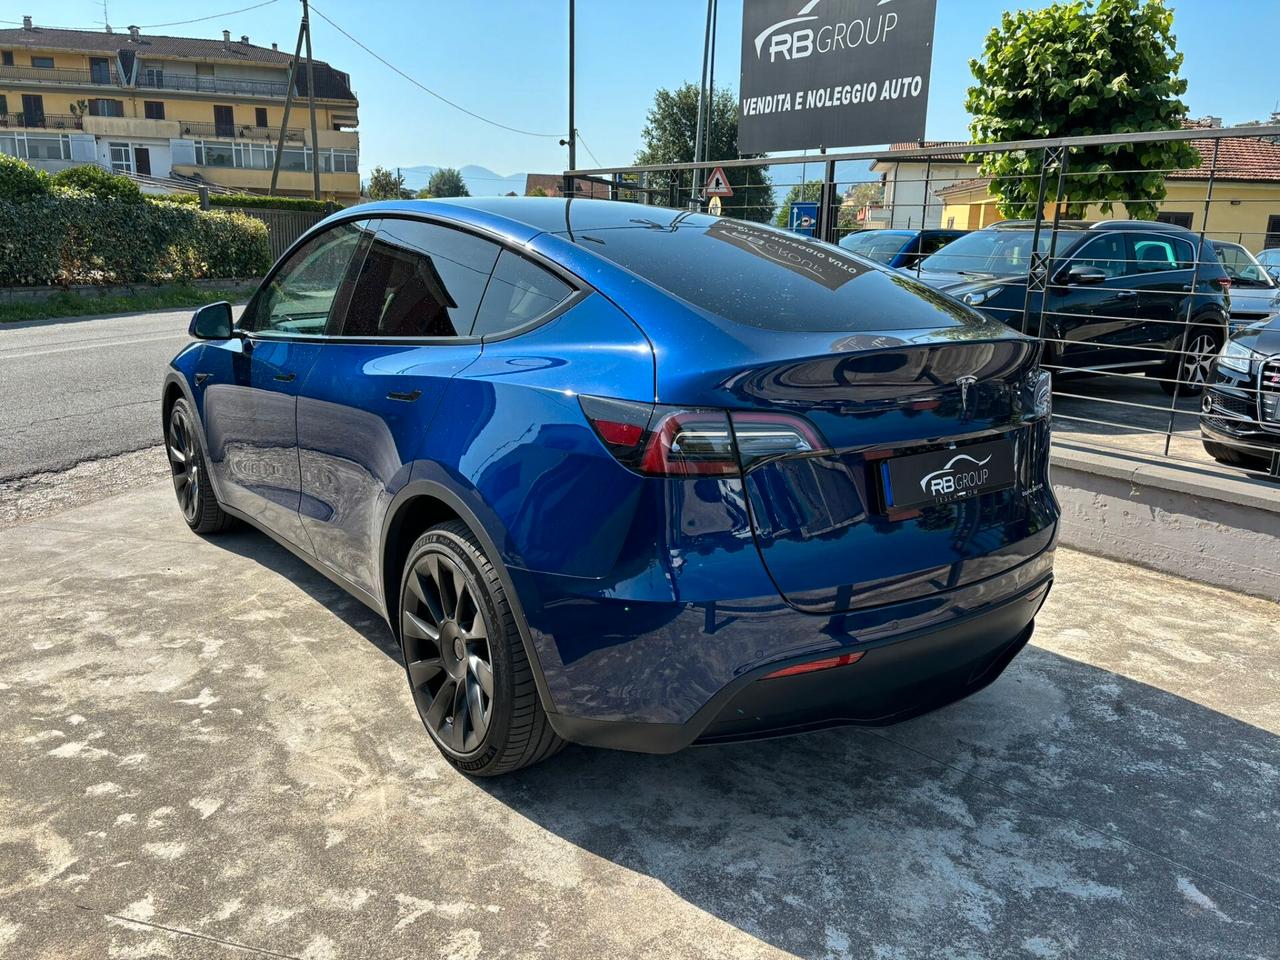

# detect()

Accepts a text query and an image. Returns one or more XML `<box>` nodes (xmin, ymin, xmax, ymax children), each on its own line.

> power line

<box><xmin>308</xmin><ymin>2</ymin><xmax>562</xmax><ymax>139</ymax></box>
<box><xmin>575</xmin><ymin>132</ymin><xmax>602</xmax><ymax>168</ymax></box>
<box><xmin>1</xmin><ymin>0</ymin><xmax>281</xmax><ymax>32</ymax></box>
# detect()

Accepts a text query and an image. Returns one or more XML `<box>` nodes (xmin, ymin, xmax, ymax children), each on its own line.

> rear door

<box><xmin>200</xmin><ymin>221</ymin><xmax>364</xmax><ymax>546</ymax></box>
<box><xmin>295</xmin><ymin>216</ymin><xmax>500</xmax><ymax>595</ymax></box>
<box><xmin>1127</xmin><ymin>232</ymin><xmax>1200</xmax><ymax>357</ymax></box>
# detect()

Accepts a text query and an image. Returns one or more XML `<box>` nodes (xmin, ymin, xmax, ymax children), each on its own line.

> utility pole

<box><xmin>302</xmin><ymin>0</ymin><xmax>321</xmax><ymax>201</ymax></box>
<box><xmin>566</xmin><ymin>0</ymin><xmax>575</xmax><ymax>196</ymax></box>
<box><xmin>269</xmin><ymin>1</ymin><xmax>308</xmax><ymax>196</ymax></box>
<box><xmin>704</xmin><ymin>0</ymin><xmax>717</xmax><ymax>166</ymax></box>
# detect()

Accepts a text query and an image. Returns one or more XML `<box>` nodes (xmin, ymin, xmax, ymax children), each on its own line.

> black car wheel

<box><xmin>1202</xmin><ymin>439</ymin><xmax>1270</xmax><ymax>470</ymax></box>
<box><xmin>167</xmin><ymin>398</ymin><xmax>233</xmax><ymax>534</ymax></box>
<box><xmin>1159</xmin><ymin>329</ymin><xmax>1221</xmax><ymax>396</ymax></box>
<box><xmin>399</xmin><ymin>520</ymin><xmax>563</xmax><ymax>776</ymax></box>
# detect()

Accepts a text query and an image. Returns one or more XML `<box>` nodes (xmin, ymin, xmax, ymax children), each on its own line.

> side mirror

<box><xmin>189</xmin><ymin>301</ymin><xmax>234</xmax><ymax>340</ymax></box>
<box><xmin>1062</xmin><ymin>263</ymin><xmax>1107</xmax><ymax>286</ymax></box>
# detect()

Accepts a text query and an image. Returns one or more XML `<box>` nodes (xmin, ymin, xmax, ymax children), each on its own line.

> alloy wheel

<box><xmin>401</xmin><ymin>551</ymin><xmax>494</xmax><ymax>755</ymax></box>
<box><xmin>1180</xmin><ymin>333</ymin><xmax>1217</xmax><ymax>389</ymax></box>
<box><xmin>167</xmin><ymin>406</ymin><xmax>199</xmax><ymax>523</ymax></box>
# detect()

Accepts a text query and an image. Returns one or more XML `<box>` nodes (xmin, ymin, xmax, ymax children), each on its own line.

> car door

<box><xmin>295</xmin><ymin>216</ymin><xmax>501</xmax><ymax>596</ymax></box>
<box><xmin>199</xmin><ymin>221</ymin><xmax>365</xmax><ymax>547</ymax></box>
<box><xmin>1127</xmin><ymin>233</ymin><xmax>1200</xmax><ymax>358</ymax></box>
<box><xmin>1044</xmin><ymin>232</ymin><xmax>1135</xmax><ymax>367</ymax></box>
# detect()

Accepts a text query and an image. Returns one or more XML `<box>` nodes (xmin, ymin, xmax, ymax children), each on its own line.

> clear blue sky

<box><xmin>19</xmin><ymin>0</ymin><xmax>1280</xmax><ymax>184</ymax></box>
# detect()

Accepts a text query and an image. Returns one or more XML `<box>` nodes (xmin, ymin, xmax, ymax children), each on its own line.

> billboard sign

<box><xmin>738</xmin><ymin>0</ymin><xmax>938</xmax><ymax>154</ymax></box>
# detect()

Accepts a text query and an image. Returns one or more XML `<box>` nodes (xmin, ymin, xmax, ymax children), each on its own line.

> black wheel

<box><xmin>399</xmin><ymin>521</ymin><xmax>564</xmax><ymax>776</ymax></box>
<box><xmin>167</xmin><ymin>398</ymin><xmax>233</xmax><ymax>534</ymax></box>
<box><xmin>1158</xmin><ymin>328</ymin><xmax>1221</xmax><ymax>397</ymax></box>
<box><xmin>1202</xmin><ymin>439</ymin><xmax>1269</xmax><ymax>469</ymax></box>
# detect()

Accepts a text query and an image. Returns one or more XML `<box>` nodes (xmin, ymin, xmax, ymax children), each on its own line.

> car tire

<box><xmin>167</xmin><ymin>398</ymin><xmax>234</xmax><ymax>534</ymax></box>
<box><xmin>398</xmin><ymin>520</ymin><xmax>564</xmax><ymax>777</ymax></box>
<box><xmin>1158</xmin><ymin>326</ymin><xmax>1222</xmax><ymax>397</ymax></box>
<box><xmin>1202</xmin><ymin>439</ymin><xmax>1268</xmax><ymax>469</ymax></box>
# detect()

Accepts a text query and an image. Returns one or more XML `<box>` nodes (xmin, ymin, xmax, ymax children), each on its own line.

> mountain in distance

<box><xmin>395</xmin><ymin>164</ymin><xmax>529</xmax><ymax>197</ymax></box>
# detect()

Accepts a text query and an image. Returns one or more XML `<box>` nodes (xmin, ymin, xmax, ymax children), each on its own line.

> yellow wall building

<box><xmin>0</xmin><ymin>17</ymin><xmax>360</xmax><ymax>203</ymax></box>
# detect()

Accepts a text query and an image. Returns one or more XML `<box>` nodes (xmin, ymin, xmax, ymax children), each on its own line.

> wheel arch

<box><xmin>379</xmin><ymin>477</ymin><xmax>559</xmax><ymax>717</ymax></box>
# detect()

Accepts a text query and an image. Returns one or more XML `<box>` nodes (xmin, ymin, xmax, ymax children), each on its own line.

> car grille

<box><xmin>1261</xmin><ymin>357</ymin><xmax>1280</xmax><ymax>425</ymax></box>
<box><xmin>1203</xmin><ymin>388</ymin><xmax>1257</xmax><ymax>433</ymax></box>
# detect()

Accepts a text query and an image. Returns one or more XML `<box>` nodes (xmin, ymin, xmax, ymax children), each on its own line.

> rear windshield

<box><xmin>920</xmin><ymin>228</ymin><xmax>1086</xmax><ymax>277</ymax></box>
<box><xmin>570</xmin><ymin>219</ymin><xmax>990</xmax><ymax>333</ymax></box>
<box><xmin>839</xmin><ymin>231</ymin><xmax>912</xmax><ymax>263</ymax></box>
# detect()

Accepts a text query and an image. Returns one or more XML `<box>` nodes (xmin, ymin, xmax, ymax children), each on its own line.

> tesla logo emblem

<box><xmin>956</xmin><ymin>376</ymin><xmax>977</xmax><ymax>416</ymax></box>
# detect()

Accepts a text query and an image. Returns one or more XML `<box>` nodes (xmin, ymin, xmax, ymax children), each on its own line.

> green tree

<box><xmin>527</xmin><ymin>186</ymin><xmax>548</xmax><ymax>197</ymax></box>
<box><xmin>427</xmin><ymin>167</ymin><xmax>469</xmax><ymax>198</ymax></box>
<box><xmin>773</xmin><ymin>180</ymin><xmax>823</xmax><ymax>228</ymax></box>
<box><xmin>366</xmin><ymin>165</ymin><xmax>405</xmax><ymax>200</ymax></box>
<box><xmin>415</xmin><ymin>188</ymin><xmax>434</xmax><ymax>199</ymax></box>
<box><xmin>966</xmin><ymin>0</ymin><xmax>1199</xmax><ymax>219</ymax></box>
<box><xmin>636</xmin><ymin>83</ymin><xmax>774</xmax><ymax>223</ymax></box>
<box><xmin>0</xmin><ymin>154</ymin><xmax>49</xmax><ymax>202</ymax></box>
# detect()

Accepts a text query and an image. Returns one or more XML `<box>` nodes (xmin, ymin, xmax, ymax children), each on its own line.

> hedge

<box><xmin>0</xmin><ymin>189</ymin><xmax>272</xmax><ymax>286</ymax></box>
<box><xmin>162</xmin><ymin>192</ymin><xmax>339</xmax><ymax>212</ymax></box>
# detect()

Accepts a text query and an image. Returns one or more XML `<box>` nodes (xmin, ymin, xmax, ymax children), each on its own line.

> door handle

<box><xmin>387</xmin><ymin>389</ymin><xmax>422</xmax><ymax>402</ymax></box>
<box><xmin>1116</xmin><ymin>291</ymin><xmax>1137</xmax><ymax>299</ymax></box>
<box><xmin>273</xmin><ymin>372</ymin><xmax>296</xmax><ymax>382</ymax></box>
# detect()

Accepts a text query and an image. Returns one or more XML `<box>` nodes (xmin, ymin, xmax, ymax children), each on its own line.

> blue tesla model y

<box><xmin>163</xmin><ymin>198</ymin><xmax>1058</xmax><ymax>775</ymax></box>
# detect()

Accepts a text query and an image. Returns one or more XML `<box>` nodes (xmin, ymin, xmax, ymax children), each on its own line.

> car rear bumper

<box><xmin>520</xmin><ymin>549</ymin><xmax>1054</xmax><ymax>754</ymax></box>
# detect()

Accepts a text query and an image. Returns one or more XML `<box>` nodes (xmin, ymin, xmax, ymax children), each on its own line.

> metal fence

<box><xmin>565</xmin><ymin>124</ymin><xmax>1280</xmax><ymax>481</ymax></box>
<box><xmin>225</xmin><ymin>207</ymin><xmax>329</xmax><ymax>261</ymax></box>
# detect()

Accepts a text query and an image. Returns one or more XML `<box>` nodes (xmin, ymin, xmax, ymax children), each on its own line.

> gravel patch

<box><xmin>0</xmin><ymin>445</ymin><xmax>169</xmax><ymax>529</ymax></box>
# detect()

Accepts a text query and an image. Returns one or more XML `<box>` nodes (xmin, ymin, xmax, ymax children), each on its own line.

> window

<box><xmin>88</xmin><ymin>99</ymin><xmax>124</xmax><ymax>118</ymax></box>
<box><xmin>338</xmin><ymin>219</ymin><xmax>500</xmax><ymax>338</ymax></box>
<box><xmin>31</xmin><ymin>56</ymin><xmax>54</xmax><ymax>69</ymax></box>
<box><xmin>23</xmin><ymin>134</ymin><xmax>70</xmax><ymax>160</ymax></box>
<box><xmin>195</xmin><ymin>140</ymin><xmax>234</xmax><ymax>167</ymax></box>
<box><xmin>1266</xmin><ymin>215</ymin><xmax>1280</xmax><ymax>251</ymax></box>
<box><xmin>108</xmin><ymin>142</ymin><xmax>132</xmax><ymax>173</ymax></box>
<box><xmin>241</xmin><ymin>222</ymin><xmax>367</xmax><ymax>335</ymax></box>
<box><xmin>20</xmin><ymin>94</ymin><xmax>44</xmax><ymax>126</ymax></box>
<box><xmin>0</xmin><ymin>95</ymin><xmax>7</xmax><ymax>118</ymax></box>
<box><xmin>1156</xmin><ymin>211</ymin><xmax>1193</xmax><ymax>230</ymax></box>
<box><xmin>143</xmin><ymin>101</ymin><xmax>165</xmax><ymax>120</ymax></box>
<box><xmin>1214</xmin><ymin>244</ymin><xmax>1272</xmax><ymax>285</ymax></box>
<box><xmin>142</xmin><ymin>66</ymin><xmax>164</xmax><ymax>87</ymax></box>
<box><xmin>89</xmin><ymin>57</ymin><xmax>111</xmax><ymax>84</ymax></box>
<box><xmin>255</xmin><ymin>107</ymin><xmax>268</xmax><ymax>128</ymax></box>
<box><xmin>2</xmin><ymin>51</ymin><xmax>13</xmax><ymax>66</ymax></box>
<box><xmin>920</xmin><ymin>228</ymin><xmax>1089</xmax><ymax>277</ymax></box>
<box><xmin>213</xmin><ymin>104</ymin><xmax>235</xmax><ymax>137</ymax></box>
<box><xmin>473</xmin><ymin>250</ymin><xmax>572</xmax><ymax>337</ymax></box>
<box><xmin>839</xmin><ymin>230</ymin><xmax>914</xmax><ymax>265</ymax></box>
<box><xmin>1129</xmin><ymin>235</ymin><xmax>1193</xmax><ymax>273</ymax></box>
<box><xmin>1071</xmin><ymin>233</ymin><xmax>1127</xmax><ymax>279</ymax></box>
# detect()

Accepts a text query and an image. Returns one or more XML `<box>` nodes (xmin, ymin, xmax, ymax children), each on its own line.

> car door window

<box><xmin>1127</xmin><ymin>235</ymin><xmax>1191</xmax><ymax>274</ymax></box>
<box><xmin>338</xmin><ymin>218</ymin><xmax>500</xmax><ymax>338</ymax></box>
<box><xmin>472</xmin><ymin>250</ymin><xmax>573</xmax><ymax>337</ymax></box>
<box><xmin>241</xmin><ymin>221</ymin><xmax>366</xmax><ymax>335</ymax></box>
<box><xmin>1072</xmin><ymin>234</ymin><xmax>1127</xmax><ymax>278</ymax></box>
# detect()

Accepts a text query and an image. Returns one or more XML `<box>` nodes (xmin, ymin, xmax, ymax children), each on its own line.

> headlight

<box><xmin>1218</xmin><ymin>339</ymin><xmax>1258</xmax><ymax>374</ymax></box>
<box><xmin>962</xmin><ymin>286</ymin><xmax>1003</xmax><ymax>307</ymax></box>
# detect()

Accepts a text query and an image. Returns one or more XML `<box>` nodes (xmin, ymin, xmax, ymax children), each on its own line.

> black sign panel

<box><xmin>706</xmin><ymin>218</ymin><xmax>866</xmax><ymax>289</ymax></box>
<box><xmin>882</xmin><ymin>438</ymin><xmax>1015</xmax><ymax>511</ymax></box>
<box><xmin>739</xmin><ymin>0</ymin><xmax>938</xmax><ymax>153</ymax></box>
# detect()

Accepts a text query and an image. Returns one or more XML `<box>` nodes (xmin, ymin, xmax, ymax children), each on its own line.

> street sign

<box><xmin>708</xmin><ymin>196</ymin><xmax>723</xmax><ymax>216</ymax></box>
<box><xmin>704</xmin><ymin>166</ymin><xmax>734</xmax><ymax>197</ymax></box>
<box><xmin>788</xmin><ymin>201</ymin><xmax>819</xmax><ymax>236</ymax></box>
<box><xmin>738</xmin><ymin>0</ymin><xmax>938</xmax><ymax>154</ymax></box>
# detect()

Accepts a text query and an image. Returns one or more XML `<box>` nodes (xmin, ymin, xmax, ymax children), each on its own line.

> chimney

<box><xmin>272</xmin><ymin>42</ymin><xmax>278</xmax><ymax>50</ymax></box>
<box><xmin>22</xmin><ymin>15</ymin><xmax>33</xmax><ymax>29</ymax></box>
<box><xmin>128</xmin><ymin>24</ymin><xmax>140</xmax><ymax>41</ymax></box>
<box><xmin>222</xmin><ymin>29</ymin><xmax>231</xmax><ymax>44</ymax></box>
<box><xmin>241</xmin><ymin>35</ymin><xmax>249</xmax><ymax>44</ymax></box>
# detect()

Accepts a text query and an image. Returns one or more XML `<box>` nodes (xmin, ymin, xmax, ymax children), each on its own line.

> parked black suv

<box><xmin>915</xmin><ymin>220</ymin><xmax>1232</xmax><ymax>394</ymax></box>
<box><xmin>1200</xmin><ymin>314</ymin><xmax>1280</xmax><ymax>472</ymax></box>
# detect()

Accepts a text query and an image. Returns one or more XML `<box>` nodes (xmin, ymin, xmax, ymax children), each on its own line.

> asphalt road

<box><xmin>0</xmin><ymin>309</ymin><xmax>238</xmax><ymax>482</ymax></box>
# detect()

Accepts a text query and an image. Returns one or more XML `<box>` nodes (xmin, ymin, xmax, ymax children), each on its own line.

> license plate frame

<box><xmin>880</xmin><ymin>437</ymin><xmax>1016</xmax><ymax>512</ymax></box>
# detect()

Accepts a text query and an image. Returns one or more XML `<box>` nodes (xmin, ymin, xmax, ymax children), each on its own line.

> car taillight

<box><xmin>1215</xmin><ymin>276</ymin><xmax>1231</xmax><ymax>291</ymax></box>
<box><xmin>579</xmin><ymin>395</ymin><xmax>827</xmax><ymax>477</ymax></box>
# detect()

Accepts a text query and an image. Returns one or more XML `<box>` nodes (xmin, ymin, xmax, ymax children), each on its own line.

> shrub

<box><xmin>0</xmin><ymin>191</ymin><xmax>271</xmax><ymax>286</ymax></box>
<box><xmin>159</xmin><ymin>192</ymin><xmax>338</xmax><ymax>212</ymax></box>
<box><xmin>50</xmin><ymin>164</ymin><xmax>144</xmax><ymax>202</ymax></box>
<box><xmin>0</xmin><ymin>153</ymin><xmax>50</xmax><ymax>202</ymax></box>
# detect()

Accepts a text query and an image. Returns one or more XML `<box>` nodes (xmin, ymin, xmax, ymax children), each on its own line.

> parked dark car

<box><xmin>914</xmin><ymin>220</ymin><xmax>1232</xmax><ymax>395</ymax></box>
<box><xmin>839</xmin><ymin>228</ymin><xmax>967</xmax><ymax>269</ymax></box>
<box><xmin>163</xmin><ymin>198</ymin><xmax>1057</xmax><ymax>776</ymax></box>
<box><xmin>1200</xmin><ymin>314</ymin><xmax>1280</xmax><ymax>471</ymax></box>
<box><xmin>1212</xmin><ymin>240</ymin><xmax>1280</xmax><ymax>334</ymax></box>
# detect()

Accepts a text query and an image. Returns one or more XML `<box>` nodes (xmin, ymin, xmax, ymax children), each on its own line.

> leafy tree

<box><xmin>0</xmin><ymin>154</ymin><xmax>49</xmax><ymax>202</ymax></box>
<box><xmin>427</xmin><ymin>167</ymin><xmax>470</xmax><ymax>198</ymax></box>
<box><xmin>773</xmin><ymin>180</ymin><xmax>823</xmax><ymax>228</ymax></box>
<box><xmin>636</xmin><ymin>83</ymin><xmax>774</xmax><ymax>223</ymax></box>
<box><xmin>366</xmin><ymin>165</ymin><xmax>405</xmax><ymax>200</ymax></box>
<box><xmin>415</xmin><ymin>188</ymin><xmax>434</xmax><ymax>199</ymax></box>
<box><xmin>966</xmin><ymin>0</ymin><xmax>1199</xmax><ymax>219</ymax></box>
<box><xmin>51</xmin><ymin>164</ymin><xmax>143</xmax><ymax>202</ymax></box>
<box><xmin>527</xmin><ymin>186</ymin><xmax>548</xmax><ymax>197</ymax></box>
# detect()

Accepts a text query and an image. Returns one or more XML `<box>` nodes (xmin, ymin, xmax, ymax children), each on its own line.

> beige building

<box><xmin>0</xmin><ymin>16</ymin><xmax>360</xmax><ymax>203</ymax></box>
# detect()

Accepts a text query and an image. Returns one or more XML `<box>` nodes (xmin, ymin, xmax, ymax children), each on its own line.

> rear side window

<box><xmin>338</xmin><ymin>218</ymin><xmax>499</xmax><ymax>338</ymax></box>
<box><xmin>1129</xmin><ymin>235</ymin><xmax>1194</xmax><ymax>273</ymax></box>
<box><xmin>241</xmin><ymin>220</ymin><xmax>366</xmax><ymax>335</ymax></box>
<box><xmin>473</xmin><ymin>250</ymin><xmax>572</xmax><ymax>337</ymax></box>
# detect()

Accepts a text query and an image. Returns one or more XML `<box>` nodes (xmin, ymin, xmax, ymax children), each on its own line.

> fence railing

<box><xmin>565</xmin><ymin>124</ymin><xmax>1280</xmax><ymax>481</ymax></box>
<box><xmin>226</xmin><ymin>207</ymin><xmax>329</xmax><ymax>261</ymax></box>
<box><xmin>176</xmin><ymin>120</ymin><xmax>305</xmax><ymax>143</ymax></box>
<box><xmin>136</xmin><ymin>72</ymin><xmax>290</xmax><ymax>98</ymax></box>
<box><xmin>0</xmin><ymin>113</ymin><xmax>84</xmax><ymax>131</ymax></box>
<box><xmin>0</xmin><ymin>63</ymin><xmax>118</xmax><ymax>86</ymax></box>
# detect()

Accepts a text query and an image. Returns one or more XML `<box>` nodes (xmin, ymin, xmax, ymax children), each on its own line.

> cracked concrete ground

<box><xmin>1</xmin><ymin>481</ymin><xmax>1277</xmax><ymax>959</ymax></box>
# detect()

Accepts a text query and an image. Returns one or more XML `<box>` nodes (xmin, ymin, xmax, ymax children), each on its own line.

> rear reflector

<box><xmin>762</xmin><ymin>651</ymin><xmax>865</xmax><ymax>679</ymax></box>
<box><xmin>580</xmin><ymin>395</ymin><xmax>827</xmax><ymax>478</ymax></box>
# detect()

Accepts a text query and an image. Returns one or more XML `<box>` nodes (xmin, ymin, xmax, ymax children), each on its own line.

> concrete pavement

<box><xmin>1</xmin><ymin>480</ymin><xmax>1278</xmax><ymax>958</ymax></box>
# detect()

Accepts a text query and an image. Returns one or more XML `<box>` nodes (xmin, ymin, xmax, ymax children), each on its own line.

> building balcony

<box><xmin>175</xmin><ymin>119</ymin><xmax>305</xmax><ymax>143</ymax></box>
<box><xmin>0</xmin><ymin>112</ymin><xmax>85</xmax><ymax>131</ymax></box>
<box><xmin>0</xmin><ymin>63</ymin><xmax>118</xmax><ymax>87</ymax></box>
<box><xmin>136</xmin><ymin>73</ymin><xmax>290</xmax><ymax>98</ymax></box>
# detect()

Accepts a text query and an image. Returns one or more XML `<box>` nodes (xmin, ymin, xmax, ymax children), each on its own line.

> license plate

<box><xmin>881</xmin><ymin>438</ymin><xmax>1016</xmax><ymax>511</ymax></box>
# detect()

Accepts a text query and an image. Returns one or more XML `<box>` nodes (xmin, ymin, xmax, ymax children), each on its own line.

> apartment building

<box><xmin>0</xmin><ymin>16</ymin><xmax>360</xmax><ymax>203</ymax></box>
